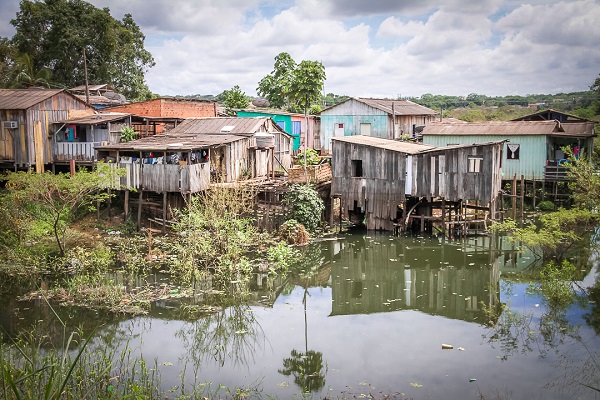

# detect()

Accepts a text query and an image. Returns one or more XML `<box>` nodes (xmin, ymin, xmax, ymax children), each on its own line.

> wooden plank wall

<box><xmin>331</xmin><ymin>141</ymin><xmax>407</xmax><ymax>230</ymax></box>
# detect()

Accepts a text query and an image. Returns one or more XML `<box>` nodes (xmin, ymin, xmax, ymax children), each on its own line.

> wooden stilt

<box><xmin>520</xmin><ymin>175</ymin><xmax>525</xmax><ymax>221</ymax></box>
<box><xmin>137</xmin><ymin>190</ymin><xmax>143</xmax><ymax>231</ymax></box>
<box><xmin>124</xmin><ymin>189</ymin><xmax>130</xmax><ymax>218</ymax></box>
<box><xmin>162</xmin><ymin>192</ymin><xmax>167</xmax><ymax>233</ymax></box>
<box><xmin>441</xmin><ymin>198</ymin><xmax>446</xmax><ymax>237</ymax></box>
<box><xmin>512</xmin><ymin>175</ymin><xmax>517</xmax><ymax>221</ymax></box>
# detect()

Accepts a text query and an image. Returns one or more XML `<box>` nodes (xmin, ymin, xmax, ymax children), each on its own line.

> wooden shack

<box><xmin>319</xmin><ymin>98</ymin><xmax>437</xmax><ymax>154</ymax></box>
<box><xmin>166</xmin><ymin>117</ymin><xmax>293</xmax><ymax>174</ymax></box>
<box><xmin>0</xmin><ymin>89</ymin><xmax>94</xmax><ymax>171</ymax></box>
<box><xmin>422</xmin><ymin>120</ymin><xmax>595</xmax><ymax>181</ymax></box>
<box><xmin>331</xmin><ymin>135</ymin><xmax>503</xmax><ymax>231</ymax></box>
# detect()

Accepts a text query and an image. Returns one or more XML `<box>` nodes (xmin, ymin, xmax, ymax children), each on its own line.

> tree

<box><xmin>289</xmin><ymin>60</ymin><xmax>326</xmax><ymax>114</ymax></box>
<box><xmin>10</xmin><ymin>53</ymin><xmax>52</xmax><ymax>88</ymax></box>
<box><xmin>222</xmin><ymin>85</ymin><xmax>249</xmax><ymax>114</ymax></box>
<box><xmin>0</xmin><ymin>37</ymin><xmax>18</xmax><ymax>88</ymax></box>
<box><xmin>10</xmin><ymin>0</ymin><xmax>155</xmax><ymax>100</ymax></box>
<box><xmin>257</xmin><ymin>52</ymin><xmax>325</xmax><ymax>112</ymax></box>
<box><xmin>3</xmin><ymin>165</ymin><xmax>117</xmax><ymax>256</ymax></box>
<box><xmin>257</xmin><ymin>52</ymin><xmax>296</xmax><ymax>109</ymax></box>
<box><xmin>591</xmin><ymin>73</ymin><xmax>600</xmax><ymax>115</ymax></box>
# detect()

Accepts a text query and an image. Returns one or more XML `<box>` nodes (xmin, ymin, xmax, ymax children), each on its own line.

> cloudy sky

<box><xmin>1</xmin><ymin>0</ymin><xmax>599</xmax><ymax>98</ymax></box>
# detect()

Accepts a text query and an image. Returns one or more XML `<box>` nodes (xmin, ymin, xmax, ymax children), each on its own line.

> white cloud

<box><xmin>0</xmin><ymin>0</ymin><xmax>598</xmax><ymax>97</ymax></box>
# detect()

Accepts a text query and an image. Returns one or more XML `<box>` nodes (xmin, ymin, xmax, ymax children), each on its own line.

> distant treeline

<box><xmin>173</xmin><ymin>90</ymin><xmax>596</xmax><ymax>117</ymax></box>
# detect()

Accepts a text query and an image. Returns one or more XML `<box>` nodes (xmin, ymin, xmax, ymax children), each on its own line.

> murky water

<box><xmin>2</xmin><ymin>233</ymin><xmax>599</xmax><ymax>399</ymax></box>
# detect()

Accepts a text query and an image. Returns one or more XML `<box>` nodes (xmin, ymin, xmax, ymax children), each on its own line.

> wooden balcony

<box><xmin>543</xmin><ymin>165</ymin><xmax>569</xmax><ymax>181</ymax></box>
<box><xmin>106</xmin><ymin>162</ymin><xmax>210</xmax><ymax>193</ymax></box>
<box><xmin>54</xmin><ymin>142</ymin><xmax>95</xmax><ymax>163</ymax></box>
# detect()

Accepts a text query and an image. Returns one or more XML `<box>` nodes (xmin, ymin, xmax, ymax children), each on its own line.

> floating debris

<box><xmin>442</xmin><ymin>344</ymin><xmax>453</xmax><ymax>349</ymax></box>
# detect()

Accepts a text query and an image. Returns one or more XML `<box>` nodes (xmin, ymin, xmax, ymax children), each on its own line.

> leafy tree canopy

<box><xmin>9</xmin><ymin>0</ymin><xmax>155</xmax><ymax>100</ymax></box>
<box><xmin>222</xmin><ymin>85</ymin><xmax>250</xmax><ymax>114</ymax></box>
<box><xmin>257</xmin><ymin>52</ymin><xmax>326</xmax><ymax>112</ymax></box>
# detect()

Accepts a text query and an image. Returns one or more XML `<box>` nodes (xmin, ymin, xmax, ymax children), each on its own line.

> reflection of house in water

<box><xmin>329</xmin><ymin>235</ymin><xmax>501</xmax><ymax>323</ymax></box>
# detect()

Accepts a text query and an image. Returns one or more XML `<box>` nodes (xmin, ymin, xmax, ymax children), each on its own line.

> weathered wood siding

<box><xmin>1</xmin><ymin>92</ymin><xmax>91</xmax><ymax>168</ymax></box>
<box><xmin>107</xmin><ymin>162</ymin><xmax>210</xmax><ymax>193</ymax></box>
<box><xmin>410</xmin><ymin>143</ymin><xmax>503</xmax><ymax>204</ymax></box>
<box><xmin>331</xmin><ymin>140</ymin><xmax>408</xmax><ymax>230</ymax></box>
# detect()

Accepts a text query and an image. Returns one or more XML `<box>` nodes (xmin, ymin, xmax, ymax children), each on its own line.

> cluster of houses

<box><xmin>0</xmin><ymin>87</ymin><xmax>595</xmax><ymax>232</ymax></box>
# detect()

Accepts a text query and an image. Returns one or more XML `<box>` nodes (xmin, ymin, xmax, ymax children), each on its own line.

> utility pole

<box><xmin>83</xmin><ymin>48</ymin><xmax>90</xmax><ymax>104</ymax></box>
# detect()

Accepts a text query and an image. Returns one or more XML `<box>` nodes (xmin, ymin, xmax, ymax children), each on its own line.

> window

<box><xmin>351</xmin><ymin>159</ymin><xmax>363</xmax><ymax>177</ymax></box>
<box><xmin>292</xmin><ymin>121</ymin><xmax>301</xmax><ymax>135</ymax></box>
<box><xmin>507</xmin><ymin>144</ymin><xmax>520</xmax><ymax>160</ymax></box>
<box><xmin>468</xmin><ymin>156</ymin><xmax>483</xmax><ymax>173</ymax></box>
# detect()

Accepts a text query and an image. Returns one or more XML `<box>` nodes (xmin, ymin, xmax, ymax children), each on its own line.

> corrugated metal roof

<box><xmin>356</xmin><ymin>98</ymin><xmax>437</xmax><ymax>116</ymax></box>
<box><xmin>0</xmin><ymin>88</ymin><xmax>65</xmax><ymax>109</ymax></box>
<box><xmin>98</xmin><ymin>133</ymin><xmax>245</xmax><ymax>152</ymax></box>
<box><xmin>511</xmin><ymin>108</ymin><xmax>589</xmax><ymax>122</ymax></box>
<box><xmin>236</xmin><ymin>108</ymin><xmax>307</xmax><ymax>117</ymax></box>
<box><xmin>168</xmin><ymin>117</ymin><xmax>273</xmax><ymax>135</ymax></box>
<box><xmin>422</xmin><ymin>121</ymin><xmax>565</xmax><ymax>136</ymax></box>
<box><xmin>56</xmin><ymin>112</ymin><xmax>130</xmax><ymax>125</ymax></box>
<box><xmin>332</xmin><ymin>135</ymin><xmax>436</xmax><ymax>155</ymax></box>
<box><xmin>70</xmin><ymin>84</ymin><xmax>115</xmax><ymax>92</ymax></box>
<box><xmin>558</xmin><ymin>121</ymin><xmax>596</xmax><ymax>137</ymax></box>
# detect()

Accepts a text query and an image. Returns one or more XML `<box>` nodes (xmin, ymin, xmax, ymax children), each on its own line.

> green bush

<box><xmin>282</xmin><ymin>185</ymin><xmax>324</xmax><ymax>233</ymax></box>
<box><xmin>294</xmin><ymin>148</ymin><xmax>320</xmax><ymax>166</ymax></box>
<box><xmin>537</xmin><ymin>200</ymin><xmax>554</xmax><ymax>211</ymax></box>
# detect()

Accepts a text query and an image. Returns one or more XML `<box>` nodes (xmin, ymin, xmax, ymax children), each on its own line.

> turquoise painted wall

<box><xmin>423</xmin><ymin>134</ymin><xmax>548</xmax><ymax>180</ymax></box>
<box><xmin>236</xmin><ymin>111</ymin><xmax>301</xmax><ymax>150</ymax></box>
<box><xmin>320</xmin><ymin>114</ymin><xmax>389</xmax><ymax>152</ymax></box>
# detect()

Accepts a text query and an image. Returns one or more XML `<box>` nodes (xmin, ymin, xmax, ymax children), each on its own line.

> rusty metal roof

<box><xmin>356</xmin><ymin>98</ymin><xmax>437</xmax><ymax>116</ymax></box>
<box><xmin>168</xmin><ymin>117</ymin><xmax>285</xmax><ymax>136</ymax></box>
<box><xmin>332</xmin><ymin>135</ymin><xmax>436</xmax><ymax>155</ymax></box>
<box><xmin>559</xmin><ymin>121</ymin><xmax>596</xmax><ymax>137</ymax></box>
<box><xmin>0</xmin><ymin>88</ymin><xmax>66</xmax><ymax>109</ymax></box>
<box><xmin>56</xmin><ymin>112</ymin><xmax>130</xmax><ymax>125</ymax></box>
<box><xmin>511</xmin><ymin>108</ymin><xmax>589</xmax><ymax>122</ymax></box>
<box><xmin>422</xmin><ymin>120</ymin><xmax>571</xmax><ymax>136</ymax></box>
<box><xmin>98</xmin><ymin>133</ymin><xmax>246</xmax><ymax>152</ymax></box>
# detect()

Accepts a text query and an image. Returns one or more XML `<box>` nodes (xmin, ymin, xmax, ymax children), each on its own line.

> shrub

<box><xmin>537</xmin><ymin>201</ymin><xmax>554</xmax><ymax>211</ymax></box>
<box><xmin>279</xmin><ymin>219</ymin><xmax>310</xmax><ymax>244</ymax></box>
<box><xmin>282</xmin><ymin>185</ymin><xmax>324</xmax><ymax>233</ymax></box>
<box><xmin>294</xmin><ymin>148</ymin><xmax>320</xmax><ymax>166</ymax></box>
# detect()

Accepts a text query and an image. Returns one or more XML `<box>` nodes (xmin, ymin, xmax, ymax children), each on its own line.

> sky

<box><xmin>0</xmin><ymin>0</ymin><xmax>599</xmax><ymax>99</ymax></box>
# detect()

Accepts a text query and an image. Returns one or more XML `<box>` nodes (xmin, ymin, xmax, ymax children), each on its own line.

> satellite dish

<box><xmin>252</xmin><ymin>98</ymin><xmax>270</xmax><ymax>108</ymax></box>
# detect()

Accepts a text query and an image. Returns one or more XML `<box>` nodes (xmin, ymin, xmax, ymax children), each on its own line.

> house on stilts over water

<box><xmin>331</xmin><ymin>135</ymin><xmax>504</xmax><ymax>234</ymax></box>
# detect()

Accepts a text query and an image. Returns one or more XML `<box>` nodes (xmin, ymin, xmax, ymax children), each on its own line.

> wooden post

<box><xmin>124</xmin><ymin>189</ymin><xmax>130</xmax><ymax>218</ymax></box>
<box><xmin>512</xmin><ymin>175</ymin><xmax>517</xmax><ymax>221</ymax></box>
<box><xmin>70</xmin><ymin>159</ymin><xmax>76</xmax><ymax>176</ymax></box>
<box><xmin>162</xmin><ymin>192</ymin><xmax>167</xmax><ymax>233</ymax></box>
<box><xmin>520</xmin><ymin>175</ymin><xmax>525</xmax><ymax>221</ymax></box>
<box><xmin>137</xmin><ymin>189</ymin><xmax>143</xmax><ymax>231</ymax></box>
<box><xmin>441</xmin><ymin>198</ymin><xmax>446</xmax><ymax>237</ymax></box>
<box><xmin>532</xmin><ymin>176</ymin><xmax>536</xmax><ymax>210</ymax></box>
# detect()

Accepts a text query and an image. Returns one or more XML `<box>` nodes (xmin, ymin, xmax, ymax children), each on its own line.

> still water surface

<box><xmin>3</xmin><ymin>233</ymin><xmax>599</xmax><ymax>399</ymax></box>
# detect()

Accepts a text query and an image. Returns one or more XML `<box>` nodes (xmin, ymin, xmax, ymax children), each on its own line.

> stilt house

<box><xmin>0</xmin><ymin>89</ymin><xmax>94</xmax><ymax>171</ymax></box>
<box><xmin>331</xmin><ymin>136</ymin><xmax>503</xmax><ymax>231</ymax></box>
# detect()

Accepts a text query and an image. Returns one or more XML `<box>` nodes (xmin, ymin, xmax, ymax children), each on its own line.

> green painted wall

<box><xmin>236</xmin><ymin>111</ymin><xmax>301</xmax><ymax>150</ymax></box>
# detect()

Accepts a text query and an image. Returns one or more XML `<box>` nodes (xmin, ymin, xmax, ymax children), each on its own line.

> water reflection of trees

<box><xmin>278</xmin><ymin>242</ymin><xmax>328</xmax><ymax>394</ymax></box>
<box><xmin>177</xmin><ymin>301</ymin><xmax>265</xmax><ymax>371</ymax></box>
